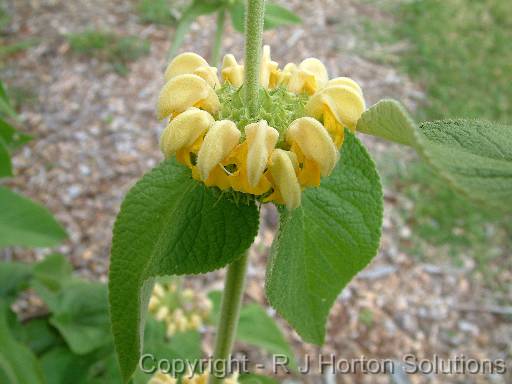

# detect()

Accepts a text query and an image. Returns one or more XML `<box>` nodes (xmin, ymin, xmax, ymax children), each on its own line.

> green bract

<box><xmin>216</xmin><ymin>84</ymin><xmax>308</xmax><ymax>137</ymax></box>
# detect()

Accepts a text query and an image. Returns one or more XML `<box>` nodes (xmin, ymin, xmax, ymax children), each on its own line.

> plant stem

<box><xmin>208</xmin><ymin>3</ymin><xmax>265</xmax><ymax>383</ymax></box>
<box><xmin>208</xmin><ymin>252</ymin><xmax>249</xmax><ymax>384</ymax></box>
<box><xmin>211</xmin><ymin>10</ymin><xmax>226</xmax><ymax>67</ymax></box>
<box><xmin>244</xmin><ymin>0</ymin><xmax>266</xmax><ymax>116</ymax></box>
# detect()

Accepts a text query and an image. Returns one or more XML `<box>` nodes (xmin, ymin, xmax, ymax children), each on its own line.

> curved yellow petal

<box><xmin>259</xmin><ymin>45</ymin><xmax>279</xmax><ymax>89</ymax></box>
<box><xmin>221</xmin><ymin>54</ymin><xmax>244</xmax><ymax>87</ymax></box>
<box><xmin>269</xmin><ymin>149</ymin><xmax>301</xmax><ymax>210</ymax></box>
<box><xmin>159</xmin><ymin>107</ymin><xmax>214</xmax><ymax>157</ymax></box>
<box><xmin>299</xmin><ymin>58</ymin><xmax>328</xmax><ymax>91</ymax></box>
<box><xmin>244</xmin><ymin>120</ymin><xmax>279</xmax><ymax>187</ymax></box>
<box><xmin>287</xmin><ymin>117</ymin><xmax>338</xmax><ymax>176</ymax></box>
<box><xmin>157</xmin><ymin>74</ymin><xmax>220</xmax><ymax>119</ymax></box>
<box><xmin>164</xmin><ymin>52</ymin><xmax>219</xmax><ymax>88</ymax></box>
<box><xmin>305</xmin><ymin>85</ymin><xmax>365</xmax><ymax>130</ymax></box>
<box><xmin>326</xmin><ymin>77</ymin><xmax>362</xmax><ymax>96</ymax></box>
<box><xmin>197</xmin><ymin>120</ymin><xmax>240</xmax><ymax>180</ymax></box>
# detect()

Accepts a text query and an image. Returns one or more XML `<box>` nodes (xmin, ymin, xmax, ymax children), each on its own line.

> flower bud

<box><xmin>157</xmin><ymin>74</ymin><xmax>219</xmax><ymax>119</ymax></box>
<box><xmin>160</xmin><ymin>108</ymin><xmax>214</xmax><ymax>157</ymax></box>
<box><xmin>269</xmin><ymin>149</ymin><xmax>301</xmax><ymax>210</ymax></box>
<box><xmin>221</xmin><ymin>54</ymin><xmax>244</xmax><ymax>87</ymax></box>
<box><xmin>164</xmin><ymin>52</ymin><xmax>219</xmax><ymax>88</ymax></box>
<box><xmin>197</xmin><ymin>120</ymin><xmax>240</xmax><ymax>180</ymax></box>
<box><xmin>244</xmin><ymin>121</ymin><xmax>279</xmax><ymax>188</ymax></box>
<box><xmin>287</xmin><ymin>117</ymin><xmax>338</xmax><ymax>176</ymax></box>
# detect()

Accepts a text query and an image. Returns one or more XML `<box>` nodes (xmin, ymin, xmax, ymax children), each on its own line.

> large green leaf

<box><xmin>109</xmin><ymin>159</ymin><xmax>259</xmax><ymax>382</ymax></box>
<box><xmin>0</xmin><ymin>300</ymin><xmax>46</xmax><ymax>384</ymax></box>
<box><xmin>357</xmin><ymin>99</ymin><xmax>512</xmax><ymax>209</ymax></box>
<box><xmin>265</xmin><ymin>132</ymin><xmax>383</xmax><ymax>344</ymax></box>
<box><xmin>0</xmin><ymin>187</ymin><xmax>67</xmax><ymax>248</ymax></box>
<box><xmin>48</xmin><ymin>280</ymin><xmax>112</xmax><ymax>355</ymax></box>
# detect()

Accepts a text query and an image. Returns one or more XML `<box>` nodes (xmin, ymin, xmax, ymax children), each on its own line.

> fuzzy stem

<box><xmin>243</xmin><ymin>0</ymin><xmax>266</xmax><ymax>116</ymax></box>
<box><xmin>208</xmin><ymin>252</ymin><xmax>249</xmax><ymax>384</ymax></box>
<box><xmin>211</xmin><ymin>10</ymin><xmax>226</xmax><ymax>67</ymax></box>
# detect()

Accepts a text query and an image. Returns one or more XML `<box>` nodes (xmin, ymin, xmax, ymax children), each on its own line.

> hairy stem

<box><xmin>208</xmin><ymin>252</ymin><xmax>249</xmax><ymax>384</ymax></box>
<box><xmin>244</xmin><ymin>0</ymin><xmax>266</xmax><ymax>116</ymax></box>
<box><xmin>211</xmin><ymin>10</ymin><xmax>226</xmax><ymax>67</ymax></box>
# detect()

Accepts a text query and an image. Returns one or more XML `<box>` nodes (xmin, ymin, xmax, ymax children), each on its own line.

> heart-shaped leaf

<box><xmin>109</xmin><ymin>159</ymin><xmax>259</xmax><ymax>382</ymax></box>
<box><xmin>265</xmin><ymin>132</ymin><xmax>383</xmax><ymax>344</ymax></box>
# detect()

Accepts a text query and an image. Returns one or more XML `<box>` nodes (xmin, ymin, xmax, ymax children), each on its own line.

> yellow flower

<box><xmin>157</xmin><ymin>49</ymin><xmax>365</xmax><ymax>209</ymax></box>
<box><xmin>149</xmin><ymin>371</ymin><xmax>177</xmax><ymax>384</ymax></box>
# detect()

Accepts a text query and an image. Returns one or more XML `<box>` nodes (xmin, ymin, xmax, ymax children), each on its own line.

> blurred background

<box><xmin>0</xmin><ymin>0</ymin><xmax>511</xmax><ymax>383</ymax></box>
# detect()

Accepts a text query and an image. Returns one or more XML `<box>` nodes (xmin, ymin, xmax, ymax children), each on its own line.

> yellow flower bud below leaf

<box><xmin>197</xmin><ymin>120</ymin><xmax>240</xmax><ymax>181</ymax></box>
<box><xmin>157</xmin><ymin>74</ymin><xmax>219</xmax><ymax>119</ymax></box>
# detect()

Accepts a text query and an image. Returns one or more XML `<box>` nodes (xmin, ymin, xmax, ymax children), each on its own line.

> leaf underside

<box><xmin>266</xmin><ymin>132</ymin><xmax>383</xmax><ymax>344</ymax></box>
<box><xmin>357</xmin><ymin>99</ymin><xmax>512</xmax><ymax>210</ymax></box>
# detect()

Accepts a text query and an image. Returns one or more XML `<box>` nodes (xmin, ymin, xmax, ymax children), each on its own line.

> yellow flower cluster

<box><xmin>149</xmin><ymin>371</ymin><xmax>239</xmax><ymax>384</ymax></box>
<box><xmin>148</xmin><ymin>282</ymin><xmax>213</xmax><ymax>337</ymax></box>
<box><xmin>157</xmin><ymin>46</ymin><xmax>365</xmax><ymax>209</ymax></box>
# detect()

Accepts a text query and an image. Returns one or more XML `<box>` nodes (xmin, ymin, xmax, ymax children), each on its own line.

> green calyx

<box><xmin>215</xmin><ymin>83</ymin><xmax>308</xmax><ymax>142</ymax></box>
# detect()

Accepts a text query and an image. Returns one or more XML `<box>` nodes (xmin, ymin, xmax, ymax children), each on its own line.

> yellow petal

<box><xmin>197</xmin><ymin>120</ymin><xmax>240</xmax><ymax>180</ymax></box>
<box><xmin>164</xmin><ymin>52</ymin><xmax>219</xmax><ymax>88</ymax></box>
<box><xmin>157</xmin><ymin>74</ymin><xmax>220</xmax><ymax>119</ymax></box>
<box><xmin>244</xmin><ymin>120</ymin><xmax>279</xmax><ymax>187</ymax></box>
<box><xmin>259</xmin><ymin>45</ymin><xmax>279</xmax><ymax>89</ymax></box>
<box><xmin>269</xmin><ymin>149</ymin><xmax>301</xmax><ymax>210</ymax></box>
<box><xmin>221</xmin><ymin>54</ymin><xmax>244</xmax><ymax>87</ymax></box>
<box><xmin>326</xmin><ymin>77</ymin><xmax>362</xmax><ymax>96</ymax></box>
<box><xmin>299</xmin><ymin>57</ymin><xmax>328</xmax><ymax>91</ymax></box>
<box><xmin>287</xmin><ymin>117</ymin><xmax>338</xmax><ymax>176</ymax></box>
<box><xmin>160</xmin><ymin>107</ymin><xmax>214</xmax><ymax>157</ymax></box>
<box><xmin>305</xmin><ymin>85</ymin><xmax>365</xmax><ymax>130</ymax></box>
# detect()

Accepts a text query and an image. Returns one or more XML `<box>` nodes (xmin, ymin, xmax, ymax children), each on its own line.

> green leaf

<box><xmin>48</xmin><ymin>280</ymin><xmax>112</xmax><ymax>355</ymax></box>
<box><xmin>168</xmin><ymin>0</ymin><xmax>223</xmax><ymax>58</ymax></box>
<box><xmin>0</xmin><ymin>261</ymin><xmax>32</xmax><ymax>300</ymax></box>
<box><xmin>0</xmin><ymin>138</ymin><xmax>12</xmax><ymax>178</ymax></box>
<box><xmin>264</xmin><ymin>4</ymin><xmax>301</xmax><ymax>30</ymax></box>
<box><xmin>16</xmin><ymin>317</ymin><xmax>63</xmax><ymax>356</ymax></box>
<box><xmin>0</xmin><ymin>118</ymin><xmax>32</xmax><ymax>149</ymax></box>
<box><xmin>109</xmin><ymin>159</ymin><xmax>259</xmax><ymax>382</ymax></box>
<box><xmin>209</xmin><ymin>291</ymin><xmax>296</xmax><ymax>370</ymax></box>
<box><xmin>238</xmin><ymin>304</ymin><xmax>297</xmax><ymax>370</ymax></box>
<box><xmin>0</xmin><ymin>300</ymin><xmax>46</xmax><ymax>384</ymax></box>
<box><xmin>0</xmin><ymin>187</ymin><xmax>67</xmax><ymax>248</ymax></box>
<box><xmin>265</xmin><ymin>132</ymin><xmax>383</xmax><ymax>344</ymax></box>
<box><xmin>228</xmin><ymin>2</ymin><xmax>245</xmax><ymax>33</ymax></box>
<box><xmin>357</xmin><ymin>99</ymin><xmax>512</xmax><ymax>209</ymax></box>
<box><xmin>239</xmin><ymin>373</ymin><xmax>279</xmax><ymax>384</ymax></box>
<box><xmin>33</xmin><ymin>253</ymin><xmax>73</xmax><ymax>293</ymax></box>
<box><xmin>39</xmin><ymin>346</ymin><xmax>97</xmax><ymax>384</ymax></box>
<box><xmin>0</xmin><ymin>80</ymin><xmax>17</xmax><ymax>119</ymax></box>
